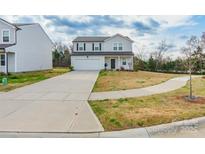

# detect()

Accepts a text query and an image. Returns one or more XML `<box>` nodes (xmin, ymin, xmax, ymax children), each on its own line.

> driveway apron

<box><xmin>0</xmin><ymin>71</ymin><xmax>104</xmax><ymax>133</ymax></box>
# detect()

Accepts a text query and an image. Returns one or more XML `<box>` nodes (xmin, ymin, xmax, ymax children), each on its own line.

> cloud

<box><xmin>0</xmin><ymin>15</ymin><xmax>200</xmax><ymax>59</ymax></box>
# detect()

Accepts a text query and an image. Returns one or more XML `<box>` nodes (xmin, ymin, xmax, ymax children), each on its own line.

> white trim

<box><xmin>1</xmin><ymin>29</ymin><xmax>10</xmax><ymax>44</ymax></box>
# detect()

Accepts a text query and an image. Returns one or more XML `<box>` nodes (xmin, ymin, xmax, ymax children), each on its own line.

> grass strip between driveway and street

<box><xmin>89</xmin><ymin>76</ymin><xmax>205</xmax><ymax>131</ymax></box>
<box><xmin>0</xmin><ymin>67</ymin><xmax>70</xmax><ymax>92</ymax></box>
<box><xmin>93</xmin><ymin>70</ymin><xmax>183</xmax><ymax>92</ymax></box>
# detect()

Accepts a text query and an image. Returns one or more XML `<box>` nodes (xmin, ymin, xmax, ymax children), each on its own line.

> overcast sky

<box><xmin>1</xmin><ymin>15</ymin><xmax>205</xmax><ymax>59</ymax></box>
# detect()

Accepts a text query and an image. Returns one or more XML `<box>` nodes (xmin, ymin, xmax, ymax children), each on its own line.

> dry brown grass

<box><xmin>93</xmin><ymin>71</ymin><xmax>182</xmax><ymax>92</ymax></box>
<box><xmin>90</xmin><ymin>77</ymin><xmax>205</xmax><ymax>131</ymax></box>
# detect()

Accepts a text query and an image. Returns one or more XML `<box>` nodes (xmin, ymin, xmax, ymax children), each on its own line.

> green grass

<box><xmin>93</xmin><ymin>70</ymin><xmax>183</xmax><ymax>92</ymax></box>
<box><xmin>89</xmin><ymin>76</ymin><xmax>205</xmax><ymax>131</ymax></box>
<box><xmin>0</xmin><ymin>67</ymin><xmax>70</xmax><ymax>92</ymax></box>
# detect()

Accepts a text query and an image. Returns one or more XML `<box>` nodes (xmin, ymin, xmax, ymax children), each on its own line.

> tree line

<box><xmin>134</xmin><ymin>33</ymin><xmax>205</xmax><ymax>74</ymax></box>
<box><xmin>52</xmin><ymin>42</ymin><xmax>72</xmax><ymax>67</ymax></box>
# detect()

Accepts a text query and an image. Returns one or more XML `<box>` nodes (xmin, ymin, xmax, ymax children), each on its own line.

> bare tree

<box><xmin>153</xmin><ymin>40</ymin><xmax>169</xmax><ymax>71</ymax></box>
<box><xmin>181</xmin><ymin>35</ymin><xmax>201</xmax><ymax>100</ymax></box>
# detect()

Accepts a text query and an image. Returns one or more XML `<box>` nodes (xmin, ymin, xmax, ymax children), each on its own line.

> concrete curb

<box><xmin>100</xmin><ymin>116</ymin><xmax>205</xmax><ymax>137</ymax></box>
<box><xmin>0</xmin><ymin>116</ymin><xmax>205</xmax><ymax>137</ymax></box>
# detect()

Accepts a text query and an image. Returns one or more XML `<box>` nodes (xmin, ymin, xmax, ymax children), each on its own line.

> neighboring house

<box><xmin>71</xmin><ymin>34</ymin><xmax>134</xmax><ymax>70</ymax></box>
<box><xmin>0</xmin><ymin>18</ymin><xmax>53</xmax><ymax>74</ymax></box>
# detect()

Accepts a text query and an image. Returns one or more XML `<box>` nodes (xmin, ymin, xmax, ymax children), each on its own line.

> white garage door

<box><xmin>72</xmin><ymin>58</ymin><xmax>103</xmax><ymax>70</ymax></box>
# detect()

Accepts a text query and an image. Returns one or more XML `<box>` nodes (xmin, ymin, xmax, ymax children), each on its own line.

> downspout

<box><xmin>6</xmin><ymin>50</ymin><xmax>8</xmax><ymax>75</ymax></box>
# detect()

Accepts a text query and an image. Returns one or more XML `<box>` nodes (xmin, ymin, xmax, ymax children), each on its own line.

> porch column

<box><xmin>4</xmin><ymin>51</ymin><xmax>8</xmax><ymax>75</ymax></box>
<box><xmin>118</xmin><ymin>56</ymin><xmax>120</xmax><ymax>69</ymax></box>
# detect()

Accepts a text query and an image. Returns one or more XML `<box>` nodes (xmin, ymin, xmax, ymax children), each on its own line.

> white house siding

<box><xmin>73</xmin><ymin>42</ymin><xmax>104</xmax><ymax>52</ymax></box>
<box><xmin>71</xmin><ymin>56</ymin><xmax>105</xmax><ymax>70</ymax></box>
<box><xmin>6</xmin><ymin>24</ymin><xmax>53</xmax><ymax>72</ymax></box>
<box><xmin>0</xmin><ymin>20</ymin><xmax>16</xmax><ymax>45</ymax></box>
<box><xmin>104</xmin><ymin>35</ymin><xmax>132</xmax><ymax>52</ymax></box>
<box><xmin>73</xmin><ymin>35</ymin><xmax>132</xmax><ymax>53</ymax></box>
<box><xmin>8</xmin><ymin>53</ymin><xmax>15</xmax><ymax>72</ymax></box>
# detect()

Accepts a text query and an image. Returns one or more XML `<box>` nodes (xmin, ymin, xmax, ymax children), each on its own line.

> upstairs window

<box><xmin>0</xmin><ymin>54</ymin><xmax>5</xmax><ymax>66</ymax></box>
<box><xmin>2</xmin><ymin>30</ymin><xmax>10</xmax><ymax>43</ymax></box>
<box><xmin>93</xmin><ymin>43</ymin><xmax>101</xmax><ymax>51</ymax></box>
<box><xmin>78</xmin><ymin>43</ymin><xmax>84</xmax><ymax>51</ymax></box>
<box><xmin>118</xmin><ymin>43</ymin><xmax>123</xmax><ymax>50</ymax></box>
<box><xmin>113</xmin><ymin>43</ymin><xmax>118</xmax><ymax>51</ymax></box>
<box><xmin>113</xmin><ymin>43</ymin><xmax>123</xmax><ymax>51</ymax></box>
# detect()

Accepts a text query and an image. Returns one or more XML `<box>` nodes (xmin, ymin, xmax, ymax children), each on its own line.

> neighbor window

<box><xmin>2</xmin><ymin>30</ymin><xmax>9</xmax><ymax>43</ymax></box>
<box><xmin>0</xmin><ymin>54</ymin><xmax>5</xmax><ymax>66</ymax></box>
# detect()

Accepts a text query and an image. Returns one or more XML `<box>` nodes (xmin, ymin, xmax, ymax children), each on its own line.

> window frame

<box><xmin>122</xmin><ymin>58</ymin><xmax>126</xmax><ymax>65</ymax></box>
<box><xmin>78</xmin><ymin>43</ymin><xmax>84</xmax><ymax>51</ymax></box>
<box><xmin>113</xmin><ymin>42</ymin><xmax>123</xmax><ymax>51</ymax></box>
<box><xmin>118</xmin><ymin>43</ymin><xmax>123</xmax><ymax>51</ymax></box>
<box><xmin>113</xmin><ymin>43</ymin><xmax>118</xmax><ymax>51</ymax></box>
<box><xmin>2</xmin><ymin>29</ymin><xmax>10</xmax><ymax>43</ymax></box>
<box><xmin>0</xmin><ymin>54</ymin><xmax>5</xmax><ymax>66</ymax></box>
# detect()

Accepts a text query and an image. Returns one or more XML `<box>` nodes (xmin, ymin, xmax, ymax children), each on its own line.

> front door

<box><xmin>111</xmin><ymin>59</ymin><xmax>115</xmax><ymax>69</ymax></box>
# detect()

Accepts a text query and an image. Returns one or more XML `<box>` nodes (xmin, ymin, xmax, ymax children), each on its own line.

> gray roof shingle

<box><xmin>0</xmin><ymin>44</ymin><xmax>16</xmax><ymax>49</ymax></box>
<box><xmin>71</xmin><ymin>52</ymin><xmax>134</xmax><ymax>56</ymax></box>
<box><xmin>73</xmin><ymin>36</ymin><xmax>110</xmax><ymax>42</ymax></box>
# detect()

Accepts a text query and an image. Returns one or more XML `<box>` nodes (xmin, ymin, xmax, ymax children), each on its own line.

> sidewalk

<box><xmin>89</xmin><ymin>76</ymin><xmax>190</xmax><ymax>100</ymax></box>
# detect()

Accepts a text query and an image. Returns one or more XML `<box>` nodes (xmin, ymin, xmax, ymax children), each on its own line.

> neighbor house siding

<box><xmin>7</xmin><ymin>24</ymin><xmax>53</xmax><ymax>72</ymax></box>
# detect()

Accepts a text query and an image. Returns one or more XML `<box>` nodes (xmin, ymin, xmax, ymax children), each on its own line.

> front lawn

<box><xmin>0</xmin><ymin>67</ymin><xmax>70</xmax><ymax>92</ymax></box>
<box><xmin>93</xmin><ymin>70</ymin><xmax>183</xmax><ymax>92</ymax></box>
<box><xmin>89</xmin><ymin>77</ymin><xmax>205</xmax><ymax>131</ymax></box>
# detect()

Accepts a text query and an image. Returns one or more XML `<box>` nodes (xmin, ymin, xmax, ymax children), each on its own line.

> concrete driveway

<box><xmin>0</xmin><ymin>71</ymin><xmax>104</xmax><ymax>133</ymax></box>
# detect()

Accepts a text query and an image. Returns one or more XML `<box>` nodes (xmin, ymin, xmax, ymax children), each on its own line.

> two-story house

<box><xmin>71</xmin><ymin>34</ymin><xmax>134</xmax><ymax>70</ymax></box>
<box><xmin>0</xmin><ymin>18</ymin><xmax>53</xmax><ymax>74</ymax></box>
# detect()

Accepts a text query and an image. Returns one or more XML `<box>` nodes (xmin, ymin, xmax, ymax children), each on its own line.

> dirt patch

<box><xmin>176</xmin><ymin>95</ymin><xmax>205</xmax><ymax>104</ymax></box>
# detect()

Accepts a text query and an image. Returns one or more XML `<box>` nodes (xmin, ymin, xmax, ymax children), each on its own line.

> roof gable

<box><xmin>0</xmin><ymin>18</ymin><xmax>19</xmax><ymax>29</ymax></box>
<box><xmin>73</xmin><ymin>36</ymin><xmax>110</xmax><ymax>42</ymax></box>
<box><xmin>104</xmin><ymin>34</ymin><xmax>134</xmax><ymax>43</ymax></box>
<box><xmin>73</xmin><ymin>34</ymin><xmax>134</xmax><ymax>43</ymax></box>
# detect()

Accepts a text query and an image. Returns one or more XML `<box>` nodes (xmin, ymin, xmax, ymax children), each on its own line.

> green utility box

<box><xmin>2</xmin><ymin>77</ymin><xmax>8</xmax><ymax>86</ymax></box>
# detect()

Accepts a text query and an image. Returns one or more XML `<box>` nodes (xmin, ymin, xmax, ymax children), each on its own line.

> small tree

<box><xmin>181</xmin><ymin>36</ymin><xmax>201</xmax><ymax>100</ymax></box>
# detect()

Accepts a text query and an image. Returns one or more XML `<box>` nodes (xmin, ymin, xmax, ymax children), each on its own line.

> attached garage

<box><xmin>71</xmin><ymin>56</ymin><xmax>104</xmax><ymax>70</ymax></box>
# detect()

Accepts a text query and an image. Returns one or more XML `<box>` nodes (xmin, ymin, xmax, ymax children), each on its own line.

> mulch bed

<box><xmin>176</xmin><ymin>95</ymin><xmax>205</xmax><ymax>104</ymax></box>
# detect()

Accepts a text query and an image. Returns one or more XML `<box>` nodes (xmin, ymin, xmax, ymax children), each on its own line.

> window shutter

<box><xmin>77</xmin><ymin>43</ymin><xmax>79</xmax><ymax>51</ymax></box>
<box><xmin>99</xmin><ymin>43</ymin><xmax>101</xmax><ymax>51</ymax></box>
<box><xmin>92</xmin><ymin>43</ymin><xmax>94</xmax><ymax>51</ymax></box>
<box><xmin>84</xmin><ymin>43</ymin><xmax>86</xmax><ymax>51</ymax></box>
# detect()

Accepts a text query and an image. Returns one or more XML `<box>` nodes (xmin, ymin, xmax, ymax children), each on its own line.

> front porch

<box><xmin>104</xmin><ymin>56</ymin><xmax>133</xmax><ymax>70</ymax></box>
<box><xmin>0</xmin><ymin>49</ymin><xmax>15</xmax><ymax>74</ymax></box>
